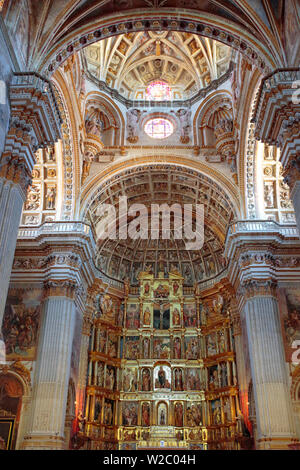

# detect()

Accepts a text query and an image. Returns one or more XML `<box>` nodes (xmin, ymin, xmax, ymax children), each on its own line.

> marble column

<box><xmin>22</xmin><ymin>281</ymin><xmax>77</xmax><ymax>450</ymax></box>
<box><xmin>242</xmin><ymin>280</ymin><xmax>297</xmax><ymax>449</ymax></box>
<box><xmin>0</xmin><ymin>172</ymin><xmax>27</xmax><ymax>324</ymax></box>
<box><xmin>0</xmin><ymin>73</ymin><xmax>61</xmax><ymax>327</ymax></box>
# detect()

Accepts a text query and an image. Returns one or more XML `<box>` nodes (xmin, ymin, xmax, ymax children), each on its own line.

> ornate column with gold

<box><xmin>0</xmin><ymin>73</ymin><xmax>61</xmax><ymax>325</ymax></box>
<box><xmin>252</xmin><ymin>69</ymin><xmax>300</xmax><ymax>231</ymax></box>
<box><xmin>241</xmin><ymin>280</ymin><xmax>297</xmax><ymax>449</ymax></box>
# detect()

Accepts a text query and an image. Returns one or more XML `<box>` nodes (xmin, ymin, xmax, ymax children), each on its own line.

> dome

<box><xmin>83</xmin><ymin>31</ymin><xmax>232</xmax><ymax>100</ymax></box>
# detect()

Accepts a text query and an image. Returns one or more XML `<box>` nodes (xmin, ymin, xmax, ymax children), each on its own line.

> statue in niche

<box><xmin>141</xmin><ymin>368</ymin><xmax>151</xmax><ymax>391</ymax></box>
<box><xmin>126</xmin><ymin>109</ymin><xmax>141</xmax><ymax>143</ymax></box>
<box><xmin>159</xmin><ymin>408</ymin><xmax>166</xmax><ymax>425</ymax></box>
<box><xmin>143</xmin><ymin>306</ymin><xmax>151</xmax><ymax>326</ymax></box>
<box><xmin>174</xmin><ymin>402</ymin><xmax>184</xmax><ymax>427</ymax></box>
<box><xmin>264</xmin><ymin>183</ymin><xmax>274</xmax><ymax>208</ymax></box>
<box><xmin>104</xmin><ymin>400</ymin><xmax>113</xmax><ymax>425</ymax></box>
<box><xmin>174</xmin><ymin>368</ymin><xmax>183</xmax><ymax>391</ymax></box>
<box><xmin>45</xmin><ymin>186</ymin><xmax>56</xmax><ymax>210</ymax></box>
<box><xmin>143</xmin><ymin>338</ymin><xmax>150</xmax><ymax>359</ymax></box>
<box><xmin>173</xmin><ymin>337</ymin><xmax>181</xmax><ymax>359</ymax></box>
<box><xmin>176</xmin><ymin>108</ymin><xmax>191</xmax><ymax>144</ymax></box>
<box><xmin>220</xmin><ymin>362</ymin><xmax>228</xmax><ymax>387</ymax></box>
<box><xmin>141</xmin><ymin>402</ymin><xmax>151</xmax><ymax>427</ymax></box>
<box><xmin>172</xmin><ymin>307</ymin><xmax>181</xmax><ymax>326</ymax></box>
<box><xmin>46</xmin><ymin>146</ymin><xmax>55</xmax><ymax>162</ymax></box>
<box><xmin>85</xmin><ymin>110</ymin><xmax>104</xmax><ymax>138</ymax></box>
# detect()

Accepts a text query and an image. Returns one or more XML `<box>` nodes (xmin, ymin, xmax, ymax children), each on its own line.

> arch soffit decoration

<box><xmin>80</xmin><ymin>156</ymin><xmax>241</xmax><ymax>221</ymax></box>
<box><xmin>35</xmin><ymin>10</ymin><xmax>281</xmax><ymax>77</ymax></box>
<box><xmin>51</xmin><ymin>69</ymin><xmax>81</xmax><ymax>219</ymax></box>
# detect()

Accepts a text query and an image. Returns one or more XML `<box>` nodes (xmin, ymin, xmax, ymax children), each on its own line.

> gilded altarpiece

<box><xmin>84</xmin><ymin>273</ymin><xmax>242</xmax><ymax>450</ymax></box>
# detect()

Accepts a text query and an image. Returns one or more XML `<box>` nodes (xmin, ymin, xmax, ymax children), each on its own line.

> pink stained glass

<box><xmin>144</xmin><ymin>118</ymin><xmax>174</xmax><ymax>139</ymax></box>
<box><xmin>146</xmin><ymin>81</ymin><xmax>171</xmax><ymax>101</ymax></box>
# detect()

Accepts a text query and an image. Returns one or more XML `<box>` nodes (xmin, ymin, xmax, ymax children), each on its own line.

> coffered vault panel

<box><xmin>83</xmin><ymin>31</ymin><xmax>231</xmax><ymax>100</ymax></box>
<box><xmin>84</xmin><ymin>165</ymin><xmax>235</xmax><ymax>285</ymax></box>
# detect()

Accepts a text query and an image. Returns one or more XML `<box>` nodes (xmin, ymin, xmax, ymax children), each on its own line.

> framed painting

<box><xmin>0</xmin><ymin>419</ymin><xmax>14</xmax><ymax>450</ymax></box>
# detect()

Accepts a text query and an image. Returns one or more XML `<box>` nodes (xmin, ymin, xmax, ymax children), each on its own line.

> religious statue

<box><xmin>172</xmin><ymin>307</ymin><xmax>181</xmax><ymax>326</ymax></box>
<box><xmin>143</xmin><ymin>307</ymin><xmax>151</xmax><ymax>325</ymax></box>
<box><xmin>46</xmin><ymin>187</ymin><xmax>56</xmax><ymax>210</ymax></box>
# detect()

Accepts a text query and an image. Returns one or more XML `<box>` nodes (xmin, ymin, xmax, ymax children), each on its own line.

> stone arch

<box><xmin>84</xmin><ymin>92</ymin><xmax>125</xmax><ymax>147</ymax></box>
<box><xmin>38</xmin><ymin>13</ymin><xmax>279</xmax><ymax>77</ymax></box>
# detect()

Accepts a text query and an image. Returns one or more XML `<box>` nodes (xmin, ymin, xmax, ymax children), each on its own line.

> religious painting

<box><xmin>143</xmin><ymin>282</ymin><xmax>151</xmax><ymax>297</ymax></box>
<box><xmin>14</xmin><ymin>0</ymin><xmax>29</xmax><ymax>63</ymax></box>
<box><xmin>171</xmin><ymin>305</ymin><xmax>181</xmax><ymax>327</ymax></box>
<box><xmin>2</xmin><ymin>302</ymin><xmax>41</xmax><ymax>361</ymax></box>
<box><xmin>142</xmin><ymin>305</ymin><xmax>152</xmax><ymax>326</ymax></box>
<box><xmin>0</xmin><ymin>419</ymin><xmax>14</xmax><ymax>450</ymax></box>
<box><xmin>141</xmin><ymin>402</ymin><xmax>151</xmax><ymax>427</ymax></box>
<box><xmin>157</xmin><ymin>402</ymin><xmax>168</xmax><ymax>426</ymax></box>
<box><xmin>186</xmin><ymin>403</ymin><xmax>203</xmax><ymax>427</ymax></box>
<box><xmin>211</xmin><ymin>399</ymin><xmax>222</xmax><ymax>425</ymax></box>
<box><xmin>105</xmin><ymin>365</ymin><xmax>117</xmax><ymax>391</ymax></box>
<box><xmin>103</xmin><ymin>399</ymin><xmax>114</xmax><ymax>426</ymax></box>
<box><xmin>185</xmin><ymin>337</ymin><xmax>199</xmax><ymax>360</ymax></box>
<box><xmin>206</xmin><ymin>332</ymin><xmax>217</xmax><ymax>356</ymax></box>
<box><xmin>183</xmin><ymin>304</ymin><xmax>197</xmax><ymax>328</ymax></box>
<box><xmin>154</xmin><ymin>365</ymin><xmax>171</xmax><ymax>390</ymax></box>
<box><xmin>153</xmin><ymin>337</ymin><xmax>170</xmax><ymax>359</ymax></box>
<box><xmin>173</xmin><ymin>337</ymin><xmax>182</xmax><ymax>359</ymax></box>
<box><xmin>153</xmin><ymin>283</ymin><xmax>169</xmax><ymax>299</ymax></box>
<box><xmin>107</xmin><ymin>333</ymin><xmax>118</xmax><ymax>357</ymax></box>
<box><xmin>124</xmin><ymin>336</ymin><xmax>140</xmax><ymax>360</ymax></box>
<box><xmin>153</xmin><ymin>303</ymin><xmax>170</xmax><ymax>329</ymax></box>
<box><xmin>174</xmin><ymin>402</ymin><xmax>184</xmax><ymax>427</ymax></box>
<box><xmin>142</xmin><ymin>337</ymin><xmax>151</xmax><ymax>359</ymax></box>
<box><xmin>70</xmin><ymin>309</ymin><xmax>82</xmax><ymax>382</ymax></box>
<box><xmin>281</xmin><ymin>287</ymin><xmax>300</xmax><ymax>362</ymax></box>
<box><xmin>208</xmin><ymin>365</ymin><xmax>219</xmax><ymax>390</ymax></box>
<box><xmin>126</xmin><ymin>303</ymin><xmax>140</xmax><ymax>329</ymax></box>
<box><xmin>220</xmin><ymin>362</ymin><xmax>228</xmax><ymax>388</ymax></box>
<box><xmin>94</xmin><ymin>397</ymin><xmax>102</xmax><ymax>423</ymax></box>
<box><xmin>96</xmin><ymin>361</ymin><xmax>105</xmax><ymax>387</ymax></box>
<box><xmin>172</xmin><ymin>280</ymin><xmax>181</xmax><ymax>297</ymax></box>
<box><xmin>141</xmin><ymin>368</ymin><xmax>152</xmax><ymax>391</ymax></box>
<box><xmin>182</xmin><ymin>263</ymin><xmax>194</xmax><ymax>285</ymax></box>
<box><xmin>99</xmin><ymin>330</ymin><xmax>107</xmax><ymax>354</ymax></box>
<box><xmin>122</xmin><ymin>402</ymin><xmax>138</xmax><ymax>426</ymax></box>
<box><xmin>173</xmin><ymin>368</ymin><xmax>184</xmax><ymax>391</ymax></box>
<box><xmin>123</xmin><ymin>368</ymin><xmax>138</xmax><ymax>392</ymax></box>
<box><xmin>185</xmin><ymin>368</ymin><xmax>201</xmax><ymax>391</ymax></box>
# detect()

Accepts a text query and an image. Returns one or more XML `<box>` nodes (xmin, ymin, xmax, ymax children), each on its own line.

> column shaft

<box><xmin>244</xmin><ymin>295</ymin><xmax>296</xmax><ymax>448</ymax></box>
<box><xmin>22</xmin><ymin>295</ymin><xmax>76</xmax><ymax>449</ymax></box>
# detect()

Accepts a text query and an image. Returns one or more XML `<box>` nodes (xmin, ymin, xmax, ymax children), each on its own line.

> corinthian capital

<box><xmin>239</xmin><ymin>279</ymin><xmax>278</xmax><ymax>299</ymax></box>
<box><xmin>0</xmin><ymin>73</ymin><xmax>62</xmax><ymax>189</ymax></box>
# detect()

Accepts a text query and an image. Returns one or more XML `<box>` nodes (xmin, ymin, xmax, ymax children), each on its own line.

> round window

<box><xmin>144</xmin><ymin>118</ymin><xmax>174</xmax><ymax>139</ymax></box>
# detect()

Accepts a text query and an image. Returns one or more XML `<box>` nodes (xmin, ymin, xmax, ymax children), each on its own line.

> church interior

<box><xmin>0</xmin><ymin>0</ymin><xmax>300</xmax><ymax>451</ymax></box>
